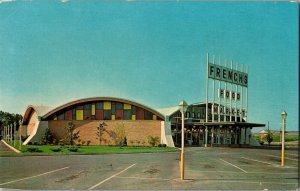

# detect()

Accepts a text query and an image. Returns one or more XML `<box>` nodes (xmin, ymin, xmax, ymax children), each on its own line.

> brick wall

<box><xmin>48</xmin><ymin>120</ymin><xmax>161</xmax><ymax>146</ymax></box>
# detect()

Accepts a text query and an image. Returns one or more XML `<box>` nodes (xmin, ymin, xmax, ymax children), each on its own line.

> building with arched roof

<box><xmin>157</xmin><ymin>102</ymin><xmax>264</xmax><ymax>147</ymax></box>
<box><xmin>21</xmin><ymin>97</ymin><xmax>174</xmax><ymax>146</ymax></box>
<box><xmin>20</xmin><ymin>97</ymin><xmax>264</xmax><ymax>147</ymax></box>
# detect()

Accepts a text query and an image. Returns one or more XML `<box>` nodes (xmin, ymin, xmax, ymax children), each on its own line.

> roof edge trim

<box><xmin>42</xmin><ymin>97</ymin><xmax>165</xmax><ymax>120</ymax></box>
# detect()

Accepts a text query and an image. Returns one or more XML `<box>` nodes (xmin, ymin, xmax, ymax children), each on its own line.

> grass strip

<box><xmin>20</xmin><ymin>145</ymin><xmax>178</xmax><ymax>155</ymax></box>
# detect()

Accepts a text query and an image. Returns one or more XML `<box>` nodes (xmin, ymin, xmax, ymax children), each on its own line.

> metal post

<box><xmin>212</xmin><ymin>55</ymin><xmax>215</xmax><ymax>122</ymax></box>
<box><xmin>235</xmin><ymin>128</ymin><xmax>238</xmax><ymax>144</ymax></box>
<box><xmin>244</xmin><ymin>127</ymin><xmax>247</xmax><ymax>144</ymax></box>
<box><xmin>281</xmin><ymin>111</ymin><xmax>287</xmax><ymax>167</ymax></box>
<box><xmin>19</xmin><ymin>125</ymin><xmax>22</xmax><ymax>150</ymax></box>
<box><xmin>206</xmin><ymin>53</ymin><xmax>209</xmax><ymax>123</ymax></box>
<box><xmin>10</xmin><ymin>124</ymin><xmax>13</xmax><ymax>142</ymax></box>
<box><xmin>240</xmin><ymin>64</ymin><xmax>243</xmax><ymax>122</ymax></box>
<box><xmin>224</xmin><ymin>59</ymin><xmax>227</xmax><ymax>122</ymax></box>
<box><xmin>217</xmin><ymin>126</ymin><xmax>221</xmax><ymax>144</ymax></box>
<box><xmin>218</xmin><ymin>56</ymin><xmax>221</xmax><ymax>122</ymax></box>
<box><xmin>229</xmin><ymin>61</ymin><xmax>233</xmax><ymax>122</ymax></box>
<box><xmin>235</xmin><ymin>63</ymin><xmax>238</xmax><ymax>122</ymax></box>
<box><xmin>5</xmin><ymin>125</ymin><xmax>7</xmax><ymax>140</ymax></box>
<box><xmin>211</xmin><ymin>127</ymin><xmax>214</xmax><ymax>147</ymax></box>
<box><xmin>223</xmin><ymin>127</ymin><xmax>226</xmax><ymax>144</ymax></box>
<box><xmin>198</xmin><ymin>129</ymin><xmax>201</xmax><ymax>146</ymax></box>
<box><xmin>246</xmin><ymin>66</ymin><xmax>249</xmax><ymax>122</ymax></box>
<box><xmin>281</xmin><ymin>125</ymin><xmax>285</xmax><ymax>167</ymax></box>
<box><xmin>229</xmin><ymin>129</ymin><xmax>232</xmax><ymax>144</ymax></box>
<box><xmin>3</xmin><ymin>126</ymin><xmax>5</xmax><ymax>140</ymax></box>
<box><xmin>14</xmin><ymin>122</ymin><xmax>16</xmax><ymax>147</ymax></box>
<box><xmin>181</xmin><ymin>111</ymin><xmax>185</xmax><ymax>180</ymax></box>
<box><xmin>205</xmin><ymin>127</ymin><xmax>208</xmax><ymax>147</ymax></box>
<box><xmin>179</xmin><ymin>100</ymin><xmax>188</xmax><ymax>180</ymax></box>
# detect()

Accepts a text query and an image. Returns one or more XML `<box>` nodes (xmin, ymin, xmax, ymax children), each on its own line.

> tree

<box><xmin>147</xmin><ymin>136</ymin><xmax>160</xmax><ymax>147</ymax></box>
<box><xmin>265</xmin><ymin>131</ymin><xmax>273</xmax><ymax>146</ymax></box>
<box><xmin>64</xmin><ymin>121</ymin><xmax>80</xmax><ymax>146</ymax></box>
<box><xmin>111</xmin><ymin>123</ymin><xmax>126</xmax><ymax>146</ymax></box>
<box><xmin>0</xmin><ymin>111</ymin><xmax>23</xmax><ymax>140</ymax></box>
<box><xmin>96</xmin><ymin>121</ymin><xmax>106</xmax><ymax>145</ymax></box>
<box><xmin>41</xmin><ymin>128</ymin><xmax>53</xmax><ymax>145</ymax></box>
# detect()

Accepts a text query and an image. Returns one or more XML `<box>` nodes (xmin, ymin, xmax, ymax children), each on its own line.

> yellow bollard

<box><xmin>180</xmin><ymin>151</ymin><xmax>184</xmax><ymax>180</ymax></box>
<box><xmin>281</xmin><ymin>144</ymin><xmax>285</xmax><ymax>167</ymax></box>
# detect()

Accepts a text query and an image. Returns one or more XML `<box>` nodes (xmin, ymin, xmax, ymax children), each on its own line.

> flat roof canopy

<box><xmin>192</xmin><ymin>122</ymin><xmax>265</xmax><ymax>128</ymax></box>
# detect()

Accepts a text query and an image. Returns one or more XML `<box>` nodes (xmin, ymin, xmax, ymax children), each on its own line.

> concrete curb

<box><xmin>1</xmin><ymin>140</ymin><xmax>21</xmax><ymax>153</ymax></box>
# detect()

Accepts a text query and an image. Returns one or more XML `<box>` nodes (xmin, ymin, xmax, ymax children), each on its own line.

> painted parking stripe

<box><xmin>241</xmin><ymin>157</ymin><xmax>278</xmax><ymax>166</ymax></box>
<box><xmin>105</xmin><ymin>176</ymin><xmax>298</xmax><ymax>185</ymax></box>
<box><xmin>186</xmin><ymin>170</ymin><xmax>297</xmax><ymax>175</ymax></box>
<box><xmin>266</xmin><ymin>155</ymin><xmax>298</xmax><ymax>161</ymax></box>
<box><xmin>285</xmin><ymin>153</ymin><xmax>298</xmax><ymax>157</ymax></box>
<box><xmin>0</xmin><ymin>166</ymin><xmax>69</xmax><ymax>186</ymax></box>
<box><xmin>194</xmin><ymin>180</ymin><xmax>297</xmax><ymax>185</ymax></box>
<box><xmin>88</xmin><ymin>163</ymin><xmax>136</xmax><ymax>190</ymax></box>
<box><xmin>240</xmin><ymin>157</ymin><xmax>297</xmax><ymax>168</ymax></box>
<box><xmin>116</xmin><ymin>176</ymin><xmax>171</xmax><ymax>181</ymax></box>
<box><xmin>220</xmin><ymin>159</ymin><xmax>247</xmax><ymax>173</ymax></box>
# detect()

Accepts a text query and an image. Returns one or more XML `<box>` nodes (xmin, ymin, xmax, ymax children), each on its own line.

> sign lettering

<box><xmin>218</xmin><ymin>89</ymin><xmax>241</xmax><ymax>101</ymax></box>
<box><xmin>208</xmin><ymin>63</ymin><xmax>248</xmax><ymax>87</ymax></box>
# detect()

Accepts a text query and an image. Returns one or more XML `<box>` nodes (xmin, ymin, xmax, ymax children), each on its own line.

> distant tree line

<box><xmin>0</xmin><ymin>111</ymin><xmax>23</xmax><ymax>139</ymax></box>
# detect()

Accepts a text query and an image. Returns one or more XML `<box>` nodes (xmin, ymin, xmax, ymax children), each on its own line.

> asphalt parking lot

<box><xmin>0</xmin><ymin>147</ymin><xmax>298</xmax><ymax>190</ymax></box>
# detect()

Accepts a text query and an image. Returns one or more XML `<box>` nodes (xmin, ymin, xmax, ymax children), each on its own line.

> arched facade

<box><xmin>22</xmin><ymin>106</ymin><xmax>38</xmax><ymax>136</ymax></box>
<box><xmin>43</xmin><ymin>97</ymin><xmax>164</xmax><ymax>121</ymax></box>
<box><xmin>21</xmin><ymin>105</ymin><xmax>53</xmax><ymax>137</ymax></box>
<box><xmin>21</xmin><ymin>97</ymin><xmax>167</xmax><ymax>146</ymax></box>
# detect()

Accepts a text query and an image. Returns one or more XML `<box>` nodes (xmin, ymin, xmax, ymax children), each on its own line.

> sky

<box><xmin>0</xmin><ymin>1</ymin><xmax>298</xmax><ymax>132</ymax></box>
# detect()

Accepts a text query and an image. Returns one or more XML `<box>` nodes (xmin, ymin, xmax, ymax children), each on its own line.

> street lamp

<box><xmin>281</xmin><ymin>111</ymin><xmax>287</xmax><ymax>167</ymax></box>
<box><xmin>179</xmin><ymin>100</ymin><xmax>188</xmax><ymax>180</ymax></box>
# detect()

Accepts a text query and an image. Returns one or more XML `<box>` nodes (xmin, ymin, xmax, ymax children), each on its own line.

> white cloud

<box><xmin>0</xmin><ymin>0</ymin><xmax>16</xmax><ymax>3</ymax></box>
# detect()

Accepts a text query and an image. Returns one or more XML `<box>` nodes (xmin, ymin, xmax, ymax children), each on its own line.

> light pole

<box><xmin>13</xmin><ymin>122</ymin><xmax>16</xmax><ymax>147</ymax></box>
<box><xmin>179</xmin><ymin>100</ymin><xmax>188</xmax><ymax>180</ymax></box>
<box><xmin>281</xmin><ymin>111</ymin><xmax>287</xmax><ymax>167</ymax></box>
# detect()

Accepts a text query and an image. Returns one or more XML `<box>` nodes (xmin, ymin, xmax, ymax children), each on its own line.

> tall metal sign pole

<box><xmin>206</xmin><ymin>54</ymin><xmax>248</xmax><ymax>122</ymax></box>
<box><xmin>206</xmin><ymin>54</ymin><xmax>249</xmax><ymax>145</ymax></box>
<box><xmin>179</xmin><ymin>100</ymin><xmax>188</xmax><ymax>180</ymax></box>
<box><xmin>206</xmin><ymin>53</ymin><xmax>209</xmax><ymax>123</ymax></box>
<box><xmin>281</xmin><ymin>111</ymin><xmax>287</xmax><ymax>167</ymax></box>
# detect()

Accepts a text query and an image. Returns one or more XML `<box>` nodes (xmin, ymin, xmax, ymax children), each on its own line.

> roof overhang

<box><xmin>42</xmin><ymin>97</ymin><xmax>165</xmax><ymax>120</ymax></box>
<box><xmin>192</xmin><ymin>121</ymin><xmax>265</xmax><ymax>128</ymax></box>
<box><xmin>22</xmin><ymin>105</ymin><xmax>53</xmax><ymax>125</ymax></box>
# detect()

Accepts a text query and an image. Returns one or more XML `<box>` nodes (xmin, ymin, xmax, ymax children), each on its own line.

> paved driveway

<box><xmin>0</xmin><ymin>140</ymin><xmax>19</xmax><ymax>157</ymax></box>
<box><xmin>0</xmin><ymin>147</ymin><xmax>298</xmax><ymax>190</ymax></box>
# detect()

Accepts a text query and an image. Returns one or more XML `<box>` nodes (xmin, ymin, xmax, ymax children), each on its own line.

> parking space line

<box><xmin>220</xmin><ymin>159</ymin><xmax>247</xmax><ymax>173</ymax></box>
<box><xmin>266</xmin><ymin>155</ymin><xmax>298</xmax><ymax>161</ymax></box>
<box><xmin>88</xmin><ymin>163</ymin><xmax>136</xmax><ymax>190</ymax></box>
<box><xmin>196</xmin><ymin>180</ymin><xmax>297</xmax><ymax>185</ymax></box>
<box><xmin>241</xmin><ymin>157</ymin><xmax>278</xmax><ymax>166</ymax></box>
<box><xmin>116</xmin><ymin>176</ymin><xmax>171</xmax><ymax>181</ymax></box>
<box><xmin>186</xmin><ymin>170</ymin><xmax>297</xmax><ymax>174</ymax></box>
<box><xmin>285</xmin><ymin>153</ymin><xmax>298</xmax><ymax>157</ymax></box>
<box><xmin>0</xmin><ymin>166</ymin><xmax>69</xmax><ymax>186</ymax></box>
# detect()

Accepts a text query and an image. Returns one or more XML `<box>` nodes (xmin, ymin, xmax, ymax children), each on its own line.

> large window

<box><xmin>84</xmin><ymin>104</ymin><xmax>91</xmax><ymax>120</ymax></box>
<box><xmin>116</xmin><ymin>109</ymin><xmax>123</xmax><ymax>120</ymax></box>
<box><xmin>136</xmin><ymin>107</ymin><xmax>144</xmax><ymax>120</ymax></box>
<box><xmin>95</xmin><ymin>110</ymin><xmax>103</xmax><ymax>120</ymax></box>
<box><xmin>51</xmin><ymin>101</ymin><xmax>161</xmax><ymax>121</ymax></box>
<box><xmin>144</xmin><ymin>110</ymin><xmax>153</xmax><ymax>120</ymax></box>
<box><xmin>104</xmin><ymin>110</ymin><xmax>111</xmax><ymax>120</ymax></box>
<box><xmin>65</xmin><ymin>110</ymin><xmax>72</xmax><ymax>120</ymax></box>
<box><xmin>124</xmin><ymin>109</ymin><xmax>132</xmax><ymax>120</ymax></box>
